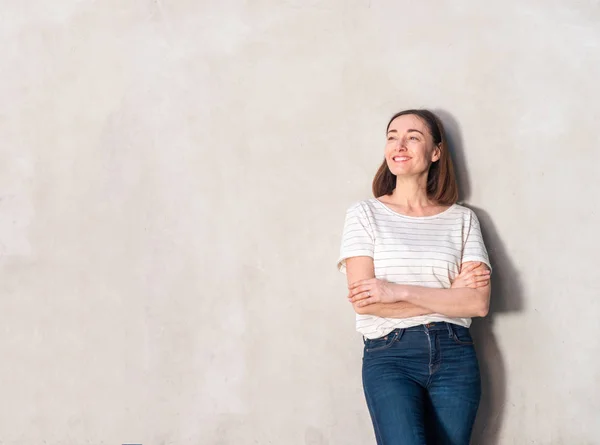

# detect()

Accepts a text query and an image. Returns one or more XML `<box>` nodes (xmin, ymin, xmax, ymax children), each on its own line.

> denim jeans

<box><xmin>362</xmin><ymin>322</ymin><xmax>481</xmax><ymax>445</ymax></box>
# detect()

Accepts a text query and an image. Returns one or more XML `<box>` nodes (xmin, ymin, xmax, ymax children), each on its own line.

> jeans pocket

<box><xmin>451</xmin><ymin>327</ymin><xmax>474</xmax><ymax>346</ymax></box>
<box><xmin>365</xmin><ymin>330</ymin><xmax>401</xmax><ymax>352</ymax></box>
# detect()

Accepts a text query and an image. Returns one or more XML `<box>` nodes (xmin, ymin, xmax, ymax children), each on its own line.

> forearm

<box><xmin>393</xmin><ymin>284</ymin><xmax>490</xmax><ymax>317</ymax></box>
<box><xmin>355</xmin><ymin>301</ymin><xmax>433</xmax><ymax>318</ymax></box>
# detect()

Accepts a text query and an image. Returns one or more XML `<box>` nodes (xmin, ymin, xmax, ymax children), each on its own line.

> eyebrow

<box><xmin>387</xmin><ymin>129</ymin><xmax>425</xmax><ymax>135</ymax></box>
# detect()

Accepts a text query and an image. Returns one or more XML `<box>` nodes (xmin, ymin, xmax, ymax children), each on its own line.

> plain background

<box><xmin>1</xmin><ymin>1</ymin><xmax>599</xmax><ymax>444</ymax></box>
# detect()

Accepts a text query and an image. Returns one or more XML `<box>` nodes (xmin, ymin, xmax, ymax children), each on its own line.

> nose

<box><xmin>395</xmin><ymin>137</ymin><xmax>408</xmax><ymax>151</ymax></box>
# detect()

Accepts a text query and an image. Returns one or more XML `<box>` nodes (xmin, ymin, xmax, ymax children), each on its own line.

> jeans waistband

<box><xmin>362</xmin><ymin>322</ymin><xmax>468</xmax><ymax>344</ymax></box>
<box><xmin>399</xmin><ymin>322</ymin><xmax>464</xmax><ymax>334</ymax></box>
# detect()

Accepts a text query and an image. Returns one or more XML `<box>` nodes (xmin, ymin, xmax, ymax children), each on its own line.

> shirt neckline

<box><xmin>370</xmin><ymin>198</ymin><xmax>457</xmax><ymax>220</ymax></box>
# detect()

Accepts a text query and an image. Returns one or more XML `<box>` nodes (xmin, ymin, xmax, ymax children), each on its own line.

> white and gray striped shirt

<box><xmin>337</xmin><ymin>198</ymin><xmax>491</xmax><ymax>339</ymax></box>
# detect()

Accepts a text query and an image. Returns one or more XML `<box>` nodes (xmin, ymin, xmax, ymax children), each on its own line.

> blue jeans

<box><xmin>362</xmin><ymin>322</ymin><xmax>481</xmax><ymax>445</ymax></box>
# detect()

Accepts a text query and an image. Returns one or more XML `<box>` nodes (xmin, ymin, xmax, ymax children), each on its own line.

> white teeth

<box><xmin>393</xmin><ymin>157</ymin><xmax>410</xmax><ymax>161</ymax></box>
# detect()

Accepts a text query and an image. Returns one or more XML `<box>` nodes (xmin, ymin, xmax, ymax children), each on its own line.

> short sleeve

<box><xmin>336</xmin><ymin>202</ymin><xmax>375</xmax><ymax>274</ymax></box>
<box><xmin>461</xmin><ymin>209</ymin><xmax>492</xmax><ymax>273</ymax></box>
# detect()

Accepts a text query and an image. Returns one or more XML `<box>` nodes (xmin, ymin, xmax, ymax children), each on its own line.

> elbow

<box><xmin>473</xmin><ymin>288</ymin><xmax>491</xmax><ymax>318</ymax></box>
<box><xmin>476</xmin><ymin>300</ymin><xmax>490</xmax><ymax>317</ymax></box>
<box><xmin>476</xmin><ymin>305</ymin><xmax>489</xmax><ymax>318</ymax></box>
<box><xmin>353</xmin><ymin>302</ymin><xmax>370</xmax><ymax>315</ymax></box>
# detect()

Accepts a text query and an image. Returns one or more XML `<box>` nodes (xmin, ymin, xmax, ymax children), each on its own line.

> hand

<box><xmin>452</xmin><ymin>262</ymin><xmax>490</xmax><ymax>289</ymax></box>
<box><xmin>347</xmin><ymin>278</ymin><xmax>397</xmax><ymax>307</ymax></box>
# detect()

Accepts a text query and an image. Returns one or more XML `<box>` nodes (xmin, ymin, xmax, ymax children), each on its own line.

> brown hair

<box><xmin>372</xmin><ymin>109</ymin><xmax>458</xmax><ymax>205</ymax></box>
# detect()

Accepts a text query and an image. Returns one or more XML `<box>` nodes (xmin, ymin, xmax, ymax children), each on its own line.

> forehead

<box><xmin>388</xmin><ymin>114</ymin><xmax>428</xmax><ymax>132</ymax></box>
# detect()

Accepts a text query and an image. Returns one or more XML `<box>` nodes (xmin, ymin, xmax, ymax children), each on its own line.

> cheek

<box><xmin>413</xmin><ymin>143</ymin><xmax>435</xmax><ymax>159</ymax></box>
<box><xmin>410</xmin><ymin>145</ymin><xmax>428</xmax><ymax>159</ymax></box>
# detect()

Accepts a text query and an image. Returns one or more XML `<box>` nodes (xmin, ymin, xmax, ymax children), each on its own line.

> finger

<box><xmin>460</xmin><ymin>262</ymin><xmax>478</xmax><ymax>274</ymax></box>
<box><xmin>468</xmin><ymin>279</ymin><xmax>484</xmax><ymax>289</ymax></box>
<box><xmin>350</xmin><ymin>290</ymin><xmax>372</xmax><ymax>303</ymax></box>
<box><xmin>458</xmin><ymin>265</ymin><xmax>477</xmax><ymax>278</ymax></box>
<box><xmin>466</xmin><ymin>275</ymin><xmax>484</xmax><ymax>284</ymax></box>
<box><xmin>348</xmin><ymin>285</ymin><xmax>362</xmax><ymax>296</ymax></box>
<box><xmin>357</xmin><ymin>296</ymin><xmax>376</xmax><ymax>307</ymax></box>
<box><xmin>466</xmin><ymin>278</ymin><xmax>489</xmax><ymax>288</ymax></box>
<box><xmin>470</xmin><ymin>262</ymin><xmax>485</xmax><ymax>274</ymax></box>
<box><xmin>464</xmin><ymin>269</ymin><xmax>490</xmax><ymax>281</ymax></box>
<box><xmin>474</xmin><ymin>274</ymin><xmax>491</xmax><ymax>283</ymax></box>
<box><xmin>349</xmin><ymin>285</ymin><xmax>369</xmax><ymax>297</ymax></box>
<box><xmin>349</xmin><ymin>279</ymin><xmax>372</xmax><ymax>290</ymax></box>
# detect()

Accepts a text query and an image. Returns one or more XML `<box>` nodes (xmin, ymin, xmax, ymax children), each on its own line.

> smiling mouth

<box><xmin>392</xmin><ymin>156</ymin><xmax>411</xmax><ymax>162</ymax></box>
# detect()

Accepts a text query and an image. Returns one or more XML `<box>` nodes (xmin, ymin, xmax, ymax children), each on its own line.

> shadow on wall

<box><xmin>435</xmin><ymin>110</ymin><xmax>525</xmax><ymax>445</ymax></box>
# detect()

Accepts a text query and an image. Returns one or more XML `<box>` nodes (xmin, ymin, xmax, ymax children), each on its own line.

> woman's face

<box><xmin>385</xmin><ymin>114</ymin><xmax>440</xmax><ymax>177</ymax></box>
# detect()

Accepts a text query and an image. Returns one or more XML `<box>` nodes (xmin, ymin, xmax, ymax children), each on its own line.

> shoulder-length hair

<box><xmin>372</xmin><ymin>109</ymin><xmax>458</xmax><ymax>206</ymax></box>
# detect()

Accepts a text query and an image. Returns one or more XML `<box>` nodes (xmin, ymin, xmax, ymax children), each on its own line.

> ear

<box><xmin>431</xmin><ymin>144</ymin><xmax>442</xmax><ymax>163</ymax></box>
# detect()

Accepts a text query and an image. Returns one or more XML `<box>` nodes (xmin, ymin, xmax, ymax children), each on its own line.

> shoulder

<box><xmin>452</xmin><ymin>202</ymin><xmax>478</xmax><ymax>219</ymax></box>
<box><xmin>342</xmin><ymin>199</ymin><xmax>380</xmax><ymax>230</ymax></box>
<box><xmin>345</xmin><ymin>198</ymin><xmax>377</xmax><ymax>215</ymax></box>
<box><xmin>452</xmin><ymin>203</ymin><xmax>484</xmax><ymax>232</ymax></box>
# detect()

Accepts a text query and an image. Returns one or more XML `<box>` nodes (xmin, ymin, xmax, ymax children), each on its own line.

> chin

<box><xmin>388</xmin><ymin>167</ymin><xmax>410</xmax><ymax>176</ymax></box>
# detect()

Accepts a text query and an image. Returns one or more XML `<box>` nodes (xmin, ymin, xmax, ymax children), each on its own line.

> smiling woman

<box><xmin>337</xmin><ymin>109</ymin><xmax>492</xmax><ymax>445</ymax></box>
<box><xmin>372</xmin><ymin>109</ymin><xmax>458</xmax><ymax>207</ymax></box>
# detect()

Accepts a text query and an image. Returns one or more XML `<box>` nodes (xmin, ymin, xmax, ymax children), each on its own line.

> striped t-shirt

<box><xmin>337</xmin><ymin>198</ymin><xmax>491</xmax><ymax>339</ymax></box>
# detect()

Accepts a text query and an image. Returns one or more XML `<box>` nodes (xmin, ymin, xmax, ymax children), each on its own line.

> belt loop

<box><xmin>446</xmin><ymin>322</ymin><xmax>454</xmax><ymax>339</ymax></box>
<box><xmin>362</xmin><ymin>335</ymin><xmax>367</xmax><ymax>344</ymax></box>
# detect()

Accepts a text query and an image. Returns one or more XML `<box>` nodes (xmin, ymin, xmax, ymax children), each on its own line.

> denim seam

<box><xmin>362</xmin><ymin>369</ymin><xmax>385</xmax><ymax>445</ymax></box>
<box><xmin>425</xmin><ymin>328</ymin><xmax>433</xmax><ymax>387</ymax></box>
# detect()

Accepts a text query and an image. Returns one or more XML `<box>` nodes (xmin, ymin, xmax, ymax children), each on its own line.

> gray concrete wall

<box><xmin>1</xmin><ymin>1</ymin><xmax>599</xmax><ymax>444</ymax></box>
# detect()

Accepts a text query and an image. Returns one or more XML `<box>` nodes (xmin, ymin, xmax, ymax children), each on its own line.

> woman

<box><xmin>337</xmin><ymin>109</ymin><xmax>492</xmax><ymax>445</ymax></box>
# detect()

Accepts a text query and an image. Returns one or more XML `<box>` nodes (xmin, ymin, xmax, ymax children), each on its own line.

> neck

<box><xmin>389</xmin><ymin>175</ymin><xmax>434</xmax><ymax>209</ymax></box>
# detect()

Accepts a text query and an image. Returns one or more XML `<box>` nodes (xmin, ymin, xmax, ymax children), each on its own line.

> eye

<box><xmin>387</xmin><ymin>136</ymin><xmax>397</xmax><ymax>141</ymax></box>
<box><xmin>409</xmin><ymin>136</ymin><xmax>420</xmax><ymax>141</ymax></box>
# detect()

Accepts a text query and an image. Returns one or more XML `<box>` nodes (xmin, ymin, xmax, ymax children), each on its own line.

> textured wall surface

<box><xmin>1</xmin><ymin>1</ymin><xmax>599</xmax><ymax>444</ymax></box>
